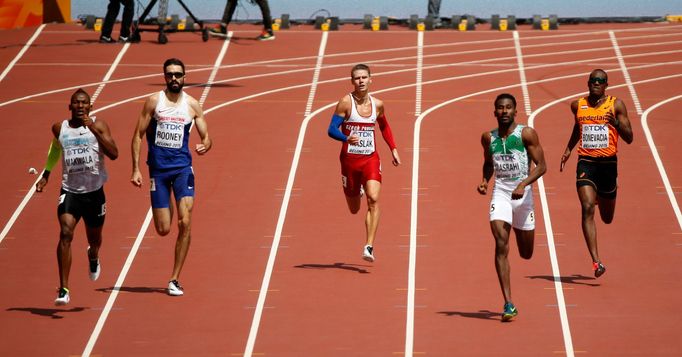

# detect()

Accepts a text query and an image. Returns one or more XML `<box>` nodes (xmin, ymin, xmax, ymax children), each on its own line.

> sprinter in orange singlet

<box><xmin>559</xmin><ymin>69</ymin><xmax>633</xmax><ymax>278</ymax></box>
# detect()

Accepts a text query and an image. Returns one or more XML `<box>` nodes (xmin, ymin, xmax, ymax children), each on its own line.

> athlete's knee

<box><xmin>177</xmin><ymin>216</ymin><xmax>191</xmax><ymax>232</ymax></box>
<box><xmin>155</xmin><ymin>223</ymin><xmax>171</xmax><ymax>236</ymax></box>
<box><xmin>495</xmin><ymin>239</ymin><xmax>509</xmax><ymax>256</ymax></box>
<box><xmin>59</xmin><ymin>227</ymin><xmax>75</xmax><ymax>241</ymax></box>
<box><xmin>520</xmin><ymin>248</ymin><xmax>533</xmax><ymax>260</ymax></box>
<box><xmin>580</xmin><ymin>201</ymin><xmax>595</xmax><ymax>217</ymax></box>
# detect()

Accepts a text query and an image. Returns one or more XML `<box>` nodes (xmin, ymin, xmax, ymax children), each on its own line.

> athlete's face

<box><xmin>351</xmin><ymin>69</ymin><xmax>371</xmax><ymax>92</ymax></box>
<box><xmin>587</xmin><ymin>71</ymin><xmax>608</xmax><ymax>97</ymax></box>
<box><xmin>164</xmin><ymin>64</ymin><xmax>185</xmax><ymax>94</ymax></box>
<box><xmin>69</xmin><ymin>92</ymin><xmax>91</xmax><ymax>120</ymax></box>
<box><xmin>494</xmin><ymin>98</ymin><xmax>516</xmax><ymax>126</ymax></box>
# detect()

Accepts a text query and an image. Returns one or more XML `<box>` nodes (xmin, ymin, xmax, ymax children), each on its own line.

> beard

<box><xmin>167</xmin><ymin>80</ymin><xmax>183</xmax><ymax>93</ymax></box>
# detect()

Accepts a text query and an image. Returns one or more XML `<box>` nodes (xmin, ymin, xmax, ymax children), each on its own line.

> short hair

<box><xmin>163</xmin><ymin>58</ymin><xmax>185</xmax><ymax>74</ymax></box>
<box><xmin>495</xmin><ymin>93</ymin><xmax>516</xmax><ymax>108</ymax></box>
<box><xmin>351</xmin><ymin>63</ymin><xmax>371</xmax><ymax>77</ymax></box>
<box><xmin>71</xmin><ymin>88</ymin><xmax>91</xmax><ymax>103</ymax></box>
<box><xmin>590</xmin><ymin>68</ymin><xmax>608</xmax><ymax>82</ymax></box>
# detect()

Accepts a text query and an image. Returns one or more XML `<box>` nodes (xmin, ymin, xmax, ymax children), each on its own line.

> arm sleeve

<box><xmin>377</xmin><ymin>113</ymin><xmax>397</xmax><ymax>150</ymax></box>
<box><xmin>327</xmin><ymin>114</ymin><xmax>348</xmax><ymax>142</ymax></box>
<box><xmin>43</xmin><ymin>138</ymin><xmax>62</xmax><ymax>178</ymax></box>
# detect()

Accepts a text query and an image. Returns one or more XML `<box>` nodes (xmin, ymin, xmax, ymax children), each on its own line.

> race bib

<box><xmin>347</xmin><ymin>130</ymin><xmax>375</xmax><ymax>155</ymax></box>
<box><xmin>493</xmin><ymin>153</ymin><xmax>523</xmax><ymax>179</ymax></box>
<box><xmin>581</xmin><ymin>124</ymin><xmax>609</xmax><ymax>149</ymax></box>
<box><xmin>155</xmin><ymin>119</ymin><xmax>185</xmax><ymax>149</ymax></box>
<box><xmin>63</xmin><ymin>144</ymin><xmax>97</xmax><ymax>174</ymax></box>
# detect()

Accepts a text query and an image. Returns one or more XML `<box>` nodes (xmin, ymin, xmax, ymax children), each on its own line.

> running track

<box><xmin>0</xmin><ymin>21</ymin><xmax>680</xmax><ymax>356</ymax></box>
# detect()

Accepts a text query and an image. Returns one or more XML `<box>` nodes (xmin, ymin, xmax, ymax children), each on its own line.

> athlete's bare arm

<box><xmin>610</xmin><ymin>98</ymin><xmax>633</xmax><ymax>144</ymax></box>
<box><xmin>89</xmin><ymin>118</ymin><xmax>119</xmax><ymax>160</ymax></box>
<box><xmin>187</xmin><ymin>96</ymin><xmax>211</xmax><ymax>155</ymax></box>
<box><xmin>131</xmin><ymin>93</ymin><xmax>158</xmax><ymax>187</ymax></box>
<box><xmin>560</xmin><ymin>100</ymin><xmax>581</xmax><ymax>172</ymax></box>
<box><xmin>514</xmin><ymin>127</ymin><xmax>547</xmax><ymax>199</ymax></box>
<box><xmin>478</xmin><ymin>131</ymin><xmax>493</xmax><ymax>195</ymax></box>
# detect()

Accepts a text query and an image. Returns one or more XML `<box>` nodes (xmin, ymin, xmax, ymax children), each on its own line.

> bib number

<box><xmin>155</xmin><ymin>120</ymin><xmax>185</xmax><ymax>149</ymax></box>
<box><xmin>347</xmin><ymin>130</ymin><xmax>375</xmax><ymax>155</ymax></box>
<box><xmin>581</xmin><ymin>124</ymin><xmax>609</xmax><ymax>149</ymax></box>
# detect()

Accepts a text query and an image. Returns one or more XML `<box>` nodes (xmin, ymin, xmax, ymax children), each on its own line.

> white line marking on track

<box><xmin>641</xmin><ymin>94</ymin><xmax>682</xmax><ymax>230</ymax></box>
<box><xmin>200</xmin><ymin>32</ymin><xmax>233</xmax><ymax>106</ymax></box>
<box><xmin>243</xmin><ymin>31</ymin><xmax>328</xmax><ymax>357</ymax></box>
<box><xmin>91</xmin><ymin>43</ymin><xmax>130</xmax><ymax>104</ymax></box>
<box><xmin>0</xmin><ymin>24</ymin><xmax>45</xmax><ymax>83</ymax></box>
<box><xmin>82</xmin><ymin>210</ymin><xmax>152</xmax><ymax>357</ymax></box>
<box><xmin>609</xmin><ymin>31</ymin><xmax>643</xmax><ymax>115</ymax></box>
<box><xmin>415</xmin><ymin>31</ymin><xmax>424</xmax><ymax>117</ymax></box>
<box><xmin>513</xmin><ymin>31</ymin><xmax>532</xmax><ymax>115</ymax></box>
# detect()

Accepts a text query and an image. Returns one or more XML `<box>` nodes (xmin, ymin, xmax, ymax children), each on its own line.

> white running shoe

<box><xmin>362</xmin><ymin>245</ymin><xmax>375</xmax><ymax>262</ymax></box>
<box><xmin>87</xmin><ymin>247</ymin><xmax>100</xmax><ymax>281</ymax></box>
<box><xmin>168</xmin><ymin>280</ymin><xmax>184</xmax><ymax>296</ymax></box>
<box><xmin>54</xmin><ymin>288</ymin><xmax>70</xmax><ymax>306</ymax></box>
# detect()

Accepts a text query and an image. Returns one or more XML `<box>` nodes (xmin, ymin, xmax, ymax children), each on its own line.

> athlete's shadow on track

<box><xmin>294</xmin><ymin>262</ymin><xmax>370</xmax><ymax>274</ymax></box>
<box><xmin>7</xmin><ymin>306</ymin><xmax>86</xmax><ymax>319</ymax></box>
<box><xmin>526</xmin><ymin>274</ymin><xmax>600</xmax><ymax>287</ymax></box>
<box><xmin>96</xmin><ymin>286</ymin><xmax>167</xmax><ymax>294</ymax></box>
<box><xmin>437</xmin><ymin>310</ymin><xmax>501</xmax><ymax>320</ymax></box>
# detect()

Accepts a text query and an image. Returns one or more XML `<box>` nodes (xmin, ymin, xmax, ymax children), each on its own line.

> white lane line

<box><xmin>513</xmin><ymin>31</ymin><xmax>532</xmax><ymax>115</ymax></box>
<box><xmin>641</xmin><ymin>95</ymin><xmax>682</xmax><ymax>230</ymax></box>
<box><xmin>0</xmin><ymin>24</ymin><xmax>45</xmax><ymax>83</ymax></box>
<box><xmin>82</xmin><ymin>38</ymin><xmax>231</xmax><ymax>357</ymax></box>
<box><xmin>404</xmin><ymin>28</ymin><xmax>423</xmax><ymax>357</ymax></box>
<box><xmin>609</xmin><ymin>31</ymin><xmax>643</xmax><ymax>115</ymax></box>
<box><xmin>82</xmin><ymin>210</ymin><xmax>153</xmax><ymax>357</ymax></box>
<box><xmin>200</xmin><ymin>32</ymin><xmax>233</xmax><ymax>105</ymax></box>
<box><xmin>242</xmin><ymin>31</ymin><xmax>328</xmax><ymax>357</ymax></box>
<box><xmin>91</xmin><ymin>43</ymin><xmax>130</xmax><ymax>104</ymax></box>
<box><xmin>0</xmin><ymin>175</ymin><xmax>42</xmax><ymax>244</ymax></box>
<box><xmin>415</xmin><ymin>30</ymin><xmax>424</xmax><ymax>117</ymax></box>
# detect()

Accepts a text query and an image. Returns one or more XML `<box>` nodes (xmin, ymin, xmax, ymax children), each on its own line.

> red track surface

<box><xmin>0</xmin><ymin>21</ymin><xmax>681</xmax><ymax>356</ymax></box>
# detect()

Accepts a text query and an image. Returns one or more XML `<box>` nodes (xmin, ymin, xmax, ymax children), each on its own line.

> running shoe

<box><xmin>168</xmin><ymin>280</ymin><xmax>184</xmax><ymax>296</ymax></box>
<box><xmin>593</xmin><ymin>261</ymin><xmax>606</xmax><ymax>278</ymax></box>
<box><xmin>362</xmin><ymin>245</ymin><xmax>374</xmax><ymax>262</ymax></box>
<box><xmin>55</xmin><ymin>287</ymin><xmax>70</xmax><ymax>306</ymax></box>
<box><xmin>118</xmin><ymin>36</ymin><xmax>129</xmax><ymax>43</ymax></box>
<box><xmin>501</xmin><ymin>302</ymin><xmax>518</xmax><ymax>322</ymax></box>
<box><xmin>87</xmin><ymin>247</ymin><xmax>100</xmax><ymax>281</ymax></box>
<box><xmin>209</xmin><ymin>24</ymin><xmax>227</xmax><ymax>37</ymax></box>
<box><xmin>99</xmin><ymin>36</ymin><xmax>116</xmax><ymax>43</ymax></box>
<box><xmin>257</xmin><ymin>30</ymin><xmax>275</xmax><ymax>41</ymax></box>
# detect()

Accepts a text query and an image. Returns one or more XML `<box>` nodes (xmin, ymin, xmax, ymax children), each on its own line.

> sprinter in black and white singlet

<box><xmin>478</xmin><ymin>93</ymin><xmax>546</xmax><ymax>322</ymax></box>
<box><xmin>36</xmin><ymin>89</ymin><xmax>119</xmax><ymax>306</ymax></box>
<box><xmin>131</xmin><ymin>58</ymin><xmax>212</xmax><ymax>296</ymax></box>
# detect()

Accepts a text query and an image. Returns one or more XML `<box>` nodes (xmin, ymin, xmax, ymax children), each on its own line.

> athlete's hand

<box><xmin>560</xmin><ymin>150</ymin><xmax>571</xmax><ymax>172</ymax></box>
<box><xmin>391</xmin><ymin>148</ymin><xmax>401</xmax><ymax>166</ymax></box>
<box><xmin>511</xmin><ymin>185</ymin><xmax>525</xmax><ymax>200</ymax></box>
<box><xmin>35</xmin><ymin>177</ymin><xmax>47</xmax><ymax>192</ymax></box>
<box><xmin>477</xmin><ymin>181</ymin><xmax>488</xmax><ymax>195</ymax></box>
<box><xmin>347</xmin><ymin>134</ymin><xmax>360</xmax><ymax>145</ymax></box>
<box><xmin>195</xmin><ymin>143</ymin><xmax>209</xmax><ymax>155</ymax></box>
<box><xmin>82</xmin><ymin>115</ymin><xmax>95</xmax><ymax>127</ymax></box>
<box><xmin>131</xmin><ymin>170</ymin><xmax>143</xmax><ymax>187</ymax></box>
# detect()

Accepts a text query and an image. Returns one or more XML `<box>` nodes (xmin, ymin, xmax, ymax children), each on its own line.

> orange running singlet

<box><xmin>576</xmin><ymin>95</ymin><xmax>619</xmax><ymax>157</ymax></box>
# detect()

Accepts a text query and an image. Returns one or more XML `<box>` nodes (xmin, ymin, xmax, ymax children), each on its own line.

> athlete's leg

<box><xmin>513</xmin><ymin>228</ymin><xmax>534</xmax><ymax>259</ymax></box>
<box><xmin>597</xmin><ymin>196</ymin><xmax>616</xmax><ymax>224</ymax></box>
<box><xmin>170</xmin><ymin>196</ymin><xmax>193</xmax><ymax>281</ymax></box>
<box><xmin>491</xmin><ymin>220</ymin><xmax>513</xmax><ymax>303</ymax></box>
<box><xmin>57</xmin><ymin>213</ymin><xmax>78</xmax><ymax>289</ymax></box>
<box><xmin>152</xmin><ymin>206</ymin><xmax>173</xmax><ymax>236</ymax></box>
<box><xmin>364</xmin><ymin>179</ymin><xmax>381</xmax><ymax>247</ymax></box>
<box><xmin>345</xmin><ymin>194</ymin><xmax>362</xmax><ymax>214</ymax></box>
<box><xmin>85</xmin><ymin>225</ymin><xmax>103</xmax><ymax>259</ymax></box>
<box><xmin>577</xmin><ymin>185</ymin><xmax>601</xmax><ymax>263</ymax></box>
